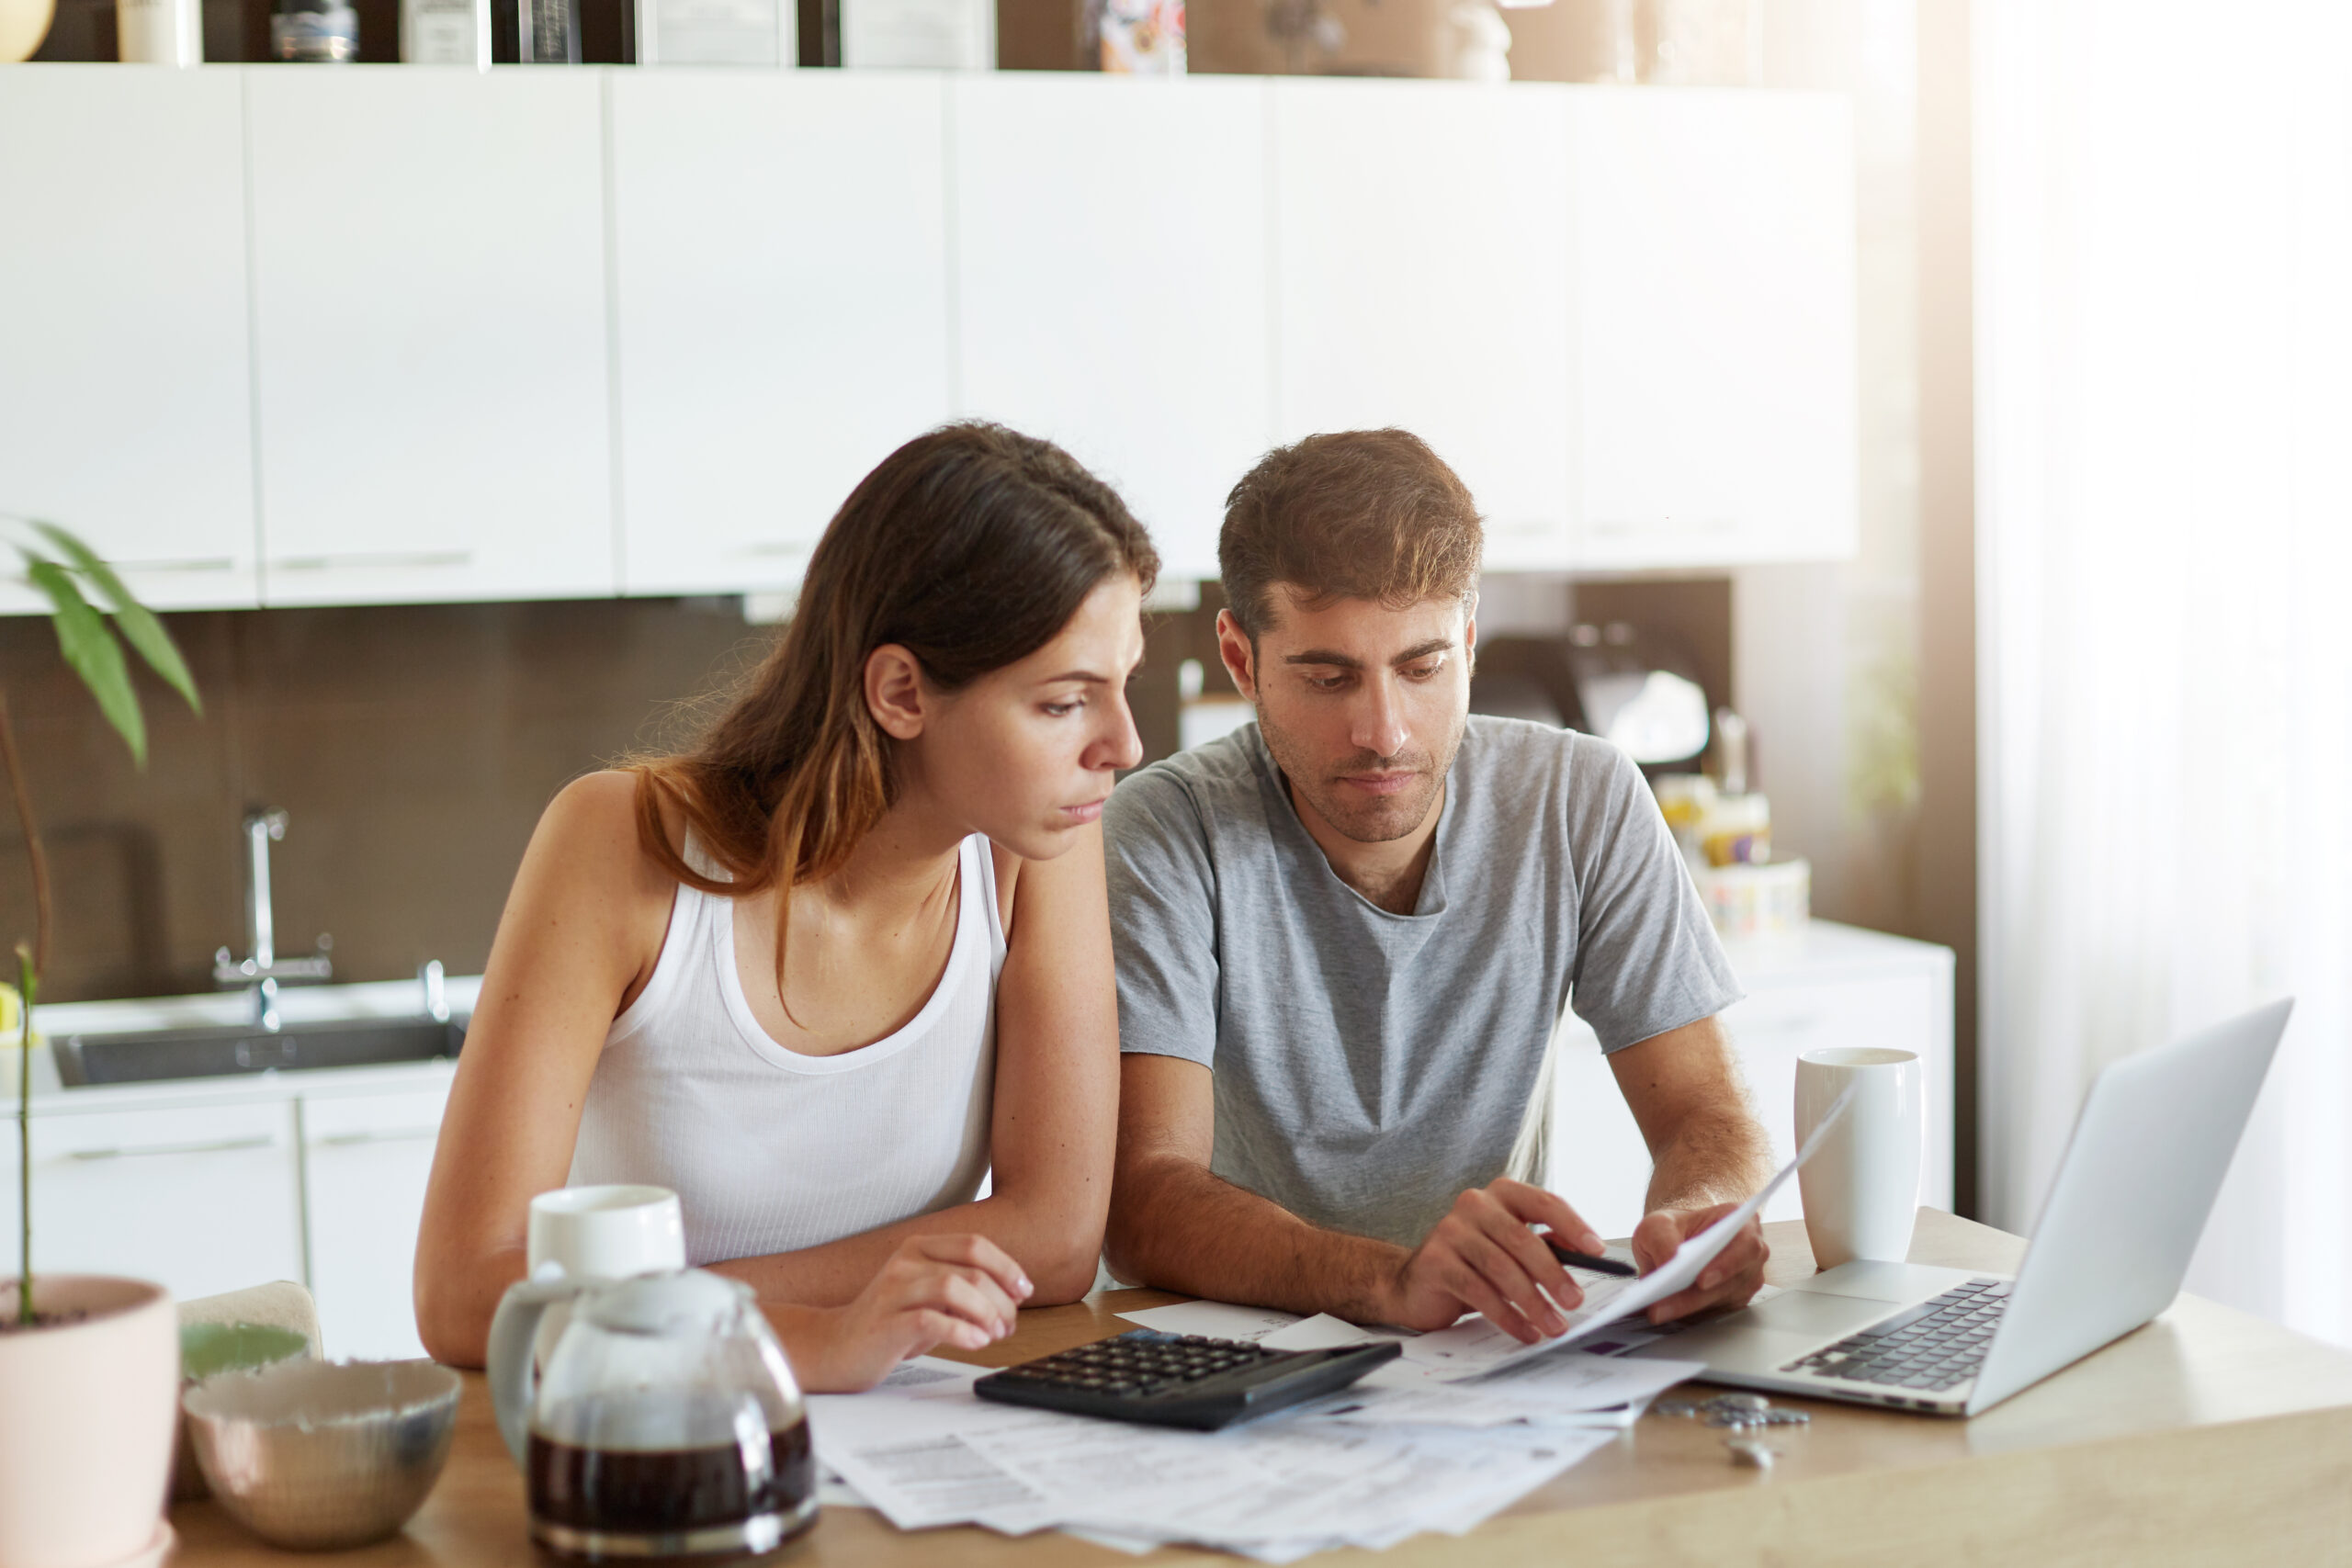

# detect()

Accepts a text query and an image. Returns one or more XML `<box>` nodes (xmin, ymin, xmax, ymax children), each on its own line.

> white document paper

<box><xmin>1302</xmin><ymin>1347</ymin><xmax>1702</xmax><ymax>1428</ymax></box>
<box><xmin>1259</xmin><ymin>1313</ymin><xmax>1412</xmax><ymax>1352</ymax></box>
<box><xmin>1117</xmin><ymin>1300</ymin><xmax>1307</xmax><ymax>1342</ymax></box>
<box><xmin>1405</xmin><ymin>1084</ymin><xmax>1857</xmax><ymax>1382</ymax></box>
<box><xmin>805</xmin><ymin>1351</ymin><xmax>1622</xmax><ymax>1560</ymax></box>
<box><xmin>805</xmin><ymin>1359</ymin><xmax>1063</xmax><ymax>1533</ymax></box>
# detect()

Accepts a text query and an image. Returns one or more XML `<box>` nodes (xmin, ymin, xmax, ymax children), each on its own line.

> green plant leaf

<box><xmin>23</xmin><ymin>556</ymin><xmax>147</xmax><ymax>768</ymax></box>
<box><xmin>28</xmin><ymin>521</ymin><xmax>201</xmax><ymax>715</ymax></box>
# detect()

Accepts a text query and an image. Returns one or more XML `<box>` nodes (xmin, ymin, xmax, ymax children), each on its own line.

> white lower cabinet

<box><xmin>5</xmin><ymin>1099</ymin><xmax>306</xmax><ymax>1307</ymax></box>
<box><xmin>1545</xmin><ymin>920</ymin><xmax>1955</xmax><ymax>1241</ymax></box>
<box><xmin>6</xmin><ymin>1067</ymin><xmax>454</xmax><ymax>1360</ymax></box>
<box><xmin>301</xmin><ymin>1083</ymin><xmax>453</xmax><ymax>1361</ymax></box>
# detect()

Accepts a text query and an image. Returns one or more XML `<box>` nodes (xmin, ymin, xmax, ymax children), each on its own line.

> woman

<box><xmin>414</xmin><ymin>423</ymin><xmax>1156</xmax><ymax>1391</ymax></box>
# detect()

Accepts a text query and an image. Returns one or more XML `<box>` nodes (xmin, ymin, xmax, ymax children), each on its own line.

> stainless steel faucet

<box><xmin>214</xmin><ymin>807</ymin><xmax>333</xmax><ymax>1031</ymax></box>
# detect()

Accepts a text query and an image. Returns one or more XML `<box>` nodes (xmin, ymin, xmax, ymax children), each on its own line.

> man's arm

<box><xmin>1608</xmin><ymin>1015</ymin><xmax>1776</xmax><ymax>1322</ymax></box>
<box><xmin>1107</xmin><ymin>1055</ymin><xmax>1610</xmax><ymax>1340</ymax></box>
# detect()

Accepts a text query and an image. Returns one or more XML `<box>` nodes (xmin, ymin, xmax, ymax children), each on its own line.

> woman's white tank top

<box><xmin>567</xmin><ymin>832</ymin><xmax>1005</xmax><ymax>1268</ymax></box>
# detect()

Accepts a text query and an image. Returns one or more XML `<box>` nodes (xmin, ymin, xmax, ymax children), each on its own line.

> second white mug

<box><xmin>1794</xmin><ymin>1048</ymin><xmax>1922</xmax><ymax>1270</ymax></box>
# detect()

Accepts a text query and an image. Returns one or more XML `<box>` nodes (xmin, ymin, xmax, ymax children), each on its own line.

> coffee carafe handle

<box><xmin>486</xmin><ymin>1269</ymin><xmax>580</xmax><ymax>1469</ymax></box>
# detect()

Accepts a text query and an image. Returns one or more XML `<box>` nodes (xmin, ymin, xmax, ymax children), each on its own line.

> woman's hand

<box><xmin>787</xmin><ymin>1235</ymin><xmax>1035</xmax><ymax>1393</ymax></box>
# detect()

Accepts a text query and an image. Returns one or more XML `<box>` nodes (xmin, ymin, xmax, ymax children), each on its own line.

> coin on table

<box><xmin>1724</xmin><ymin>1438</ymin><xmax>1777</xmax><ymax>1470</ymax></box>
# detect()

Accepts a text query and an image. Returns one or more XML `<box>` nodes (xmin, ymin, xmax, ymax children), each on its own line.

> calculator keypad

<box><xmin>989</xmin><ymin>1332</ymin><xmax>1278</xmax><ymax>1398</ymax></box>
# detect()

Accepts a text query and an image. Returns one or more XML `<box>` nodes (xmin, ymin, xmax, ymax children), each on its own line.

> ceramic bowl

<box><xmin>182</xmin><ymin>1359</ymin><xmax>461</xmax><ymax>1551</ymax></box>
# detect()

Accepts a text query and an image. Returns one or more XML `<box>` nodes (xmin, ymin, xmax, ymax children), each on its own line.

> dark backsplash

<box><xmin>0</xmin><ymin>579</ymin><xmax>1722</xmax><ymax>1004</ymax></box>
<box><xmin>0</xmin><ymin>597</ymin><xmax>771</xmax><ymax>1004</ymax></box>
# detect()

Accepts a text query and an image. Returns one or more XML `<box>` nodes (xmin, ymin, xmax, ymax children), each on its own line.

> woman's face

<box><xmin>899</xmin><ymin>575</ymin><xmax>1148</xmax><ymax>860</ymax></box>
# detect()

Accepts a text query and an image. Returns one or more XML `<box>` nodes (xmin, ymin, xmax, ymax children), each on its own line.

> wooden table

<box><xmin>169</xmin><ymin>1211</ymin><xmax>2352</xmax><ymax>1566</ymax></box>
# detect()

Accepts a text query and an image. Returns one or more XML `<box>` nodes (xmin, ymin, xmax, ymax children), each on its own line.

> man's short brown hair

<box><xmin>1217</xmin><ymin>429</ymin><xmax>1484</xmax><ymax>641</ymax></box>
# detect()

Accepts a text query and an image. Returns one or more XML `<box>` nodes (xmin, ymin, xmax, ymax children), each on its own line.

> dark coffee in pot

<box><xmin>526</xmin><ymin>1418</ymin><xmax>815</xmax><ymax>1558</ymax></box>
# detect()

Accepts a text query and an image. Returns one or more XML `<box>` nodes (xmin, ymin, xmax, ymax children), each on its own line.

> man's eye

<box><xmin>1306</xmin><ymin>674</ymin><xmax>1349</xmax><ymax>693</ymax></box>
<box><xmin>1403</xmin><ymin>661</ymin><xmax>1443</xmax><ymax>681</ymax></box>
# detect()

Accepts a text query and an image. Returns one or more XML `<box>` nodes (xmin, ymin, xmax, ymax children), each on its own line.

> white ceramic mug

<box><xmin>1794</xmin><ymin>1048</ymin><xmax>1922</xmax><ymax>1269</ymax></box>
<box><xmin>526</xmin><ymin>1184</ymin><xmax>685</xmax><ymax>1283</ymax></box>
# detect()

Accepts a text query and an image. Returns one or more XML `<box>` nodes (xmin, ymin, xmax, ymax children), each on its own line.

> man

<box><xmin>1103</xmin><ymin>429</ymin><xmax>1772</xmax><ymax>1342</ymax></box>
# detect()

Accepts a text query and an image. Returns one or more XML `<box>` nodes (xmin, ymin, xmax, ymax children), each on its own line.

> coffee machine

<box><xmin>1469</xmin><ymin>622</ymin><xmax>1714</xmax><ymax>772</ymax></box>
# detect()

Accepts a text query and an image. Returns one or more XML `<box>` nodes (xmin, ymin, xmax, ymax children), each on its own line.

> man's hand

<box><xmin>1381</xmin><ymin>1179</ymin><xmax>1607</xmax><ymax>1343</ymax></box>
<box><xmin>1630</xmin><ymin>1203</ymin><xmax>1769</xmax><ymax>1325</ymax></box>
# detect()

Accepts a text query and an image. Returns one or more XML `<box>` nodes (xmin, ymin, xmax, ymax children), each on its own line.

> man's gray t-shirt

<box><xmin>1105</xmin><ymin>716</ymin><xmax>1741</xmax><ymax>1247</ymax></box>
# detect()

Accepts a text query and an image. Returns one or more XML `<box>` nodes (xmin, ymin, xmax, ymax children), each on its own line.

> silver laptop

<box><xmin>1629</xmin><ymin>998</ymin><xmax>2291</xmax><ymax>1416</ymax></box>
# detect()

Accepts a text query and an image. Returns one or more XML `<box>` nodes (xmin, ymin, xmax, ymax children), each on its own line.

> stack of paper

<box><xmin>807</xmin><ymin>1346</ymin><xmax>1699</xmax><ymax>1562</ymax></box>
<box><xmin>809</xmin><ymin>1107</ymin><xmax>1855</xmax><ymax>1559</ymax></box>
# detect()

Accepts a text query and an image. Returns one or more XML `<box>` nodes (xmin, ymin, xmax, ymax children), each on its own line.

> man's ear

<box><xmin>1215</xmin><ymin>609</ymin><xmax>1261</xmax><ymax>705</ymax></box>
<box><xmin>1464</xmin><ymin>597</ymin><xmax>1478</xmax><ymax>675</ymax></box>
<box><xmin>865</xmin><ymin>644</ymin><xmax>930</xmax><ymax>740</ymax></box>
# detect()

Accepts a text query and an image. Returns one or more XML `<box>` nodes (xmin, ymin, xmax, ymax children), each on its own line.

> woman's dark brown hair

<box><xmin>631</xmin><ymin>422</ymin><xmax>1159</xmax><ymax>931</ymax></box>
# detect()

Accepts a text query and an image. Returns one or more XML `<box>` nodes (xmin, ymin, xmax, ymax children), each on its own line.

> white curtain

<box><xmin>1976</xmin><ymin>2</ymin><xmax>2352</xmax><ymax>1339</ymax></box>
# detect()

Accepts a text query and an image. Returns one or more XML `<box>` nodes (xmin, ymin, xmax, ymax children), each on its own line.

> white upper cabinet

<box><xmin>245</xmin><ymin>68</ymin><xmax>614</xmax><ymax>607</ymax></box>
<box><xmin>0</xmin><ymin>68</ymin><xmax>257</xmax><ymax>612</ymax></box>
<box><xmin>1</xmin><ymin>67</ymin><xmax>1858</xmax><ymax>612</ymax></box>
<box><xmin>1271</xmin><ymin>80</ymin><xmax>1575</xmax><ymax>568</ymax></box>
<box><xmin>610</xmin><ymin>72</ymin><xmax>953</xmax><ymax>598</ymax></box>
<box><xmin>951</xmin><ymin>75</ymin><xmax>1272</xmax><ymax>584</ymax></box>
<box><xmin>1570</xmin><ymin>90</ymin><xmax>1857</xmax><ymax>567</ymax></box>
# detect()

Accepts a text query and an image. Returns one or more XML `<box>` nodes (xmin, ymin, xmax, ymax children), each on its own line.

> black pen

<box><xmin>1544</xmin><ymin>1237</ymin><xmax>1638</xmax><ymax>1277</ymax></box>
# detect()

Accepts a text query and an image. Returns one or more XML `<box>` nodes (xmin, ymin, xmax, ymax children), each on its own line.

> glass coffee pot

<box><xmin>488</xmin><ymin>1267</ymin><xmax>815</xmax><ymax>1560</ymax></box>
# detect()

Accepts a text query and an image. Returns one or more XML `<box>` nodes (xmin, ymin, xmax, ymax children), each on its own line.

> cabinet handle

<box><xmin>315</xmin><ymin>1128</ymin><xmax>440</xmax><ymax>1147</ymax></box>
<box><xmin>66</xmin><ymin>1134</ymin><xmax>275</xmax><ymax>1161</ymax></box>
<box><xmin>731</xmin><ymin>542</ymin><xmax>812</xmax><ymax>559</ymax></box>
<box><xmin>272</xmin><ymin>551</ymin><xmax>474</xmax><ymax>571</ymax></box>
<box><xmin>114</xmin><ymin>557</ymin><xmax>239</xmax><ymax>574</ymax></box>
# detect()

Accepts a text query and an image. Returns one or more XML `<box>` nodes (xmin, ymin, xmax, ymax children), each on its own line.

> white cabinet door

<box><xmin>246</xmin><ymin>67</ymin><xmax>614</xmax><ymax>607</ymax></box>
<box><xmin>6</xmin><ymin>1100</ymin><xmax>304</xmax><ymax>1305</ymax></box>
<box><xmin>0</xmin><ymin>67</ymin><xmax>257</xmax><ymax>614</ymax></box>
<box><xmin>1570</xmin><ymin>90</ymin><xmax>1857</xmax><ymax>569</ymax></box>
<box><xmin>953</xmin><ymin>75</ymin><xmax>1272</xmax><ymax>584</ymax></box>
<box><xmin>300</xmin><ymin>1083</ymin><xmax>451</xmax><ymax>1361</ymax></box>
<box><xmin>611</xmin><ymin>72</ymin><xmax>953</xmax><ymax>597</ymax></box>
<box><xmin>1272</xmin><ymin>80</ymin><xmax>1573</xmax><ymax>565</ymax></box>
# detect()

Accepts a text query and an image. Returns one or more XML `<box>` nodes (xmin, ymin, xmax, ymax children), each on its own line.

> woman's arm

<box><xmin>705</xmin><ymin>826</ymin><xmax>1121</xmax><ymax>1308</ymax></box>
<box><xmin>413</xmin><ymin>773</ymin><xmax>1037</xmax><ymax>1387</ymax></box>
<box><xmin>412</xmin><ymin>772</ymin><xmax>680</xmax><ymax>1368</ymax></box>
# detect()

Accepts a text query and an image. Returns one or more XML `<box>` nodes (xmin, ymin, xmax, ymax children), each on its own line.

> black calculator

<box><xmin>972</xmin><ymin>1329</ymin><xmax>1402</xmax><ymax>1431</ymax></box>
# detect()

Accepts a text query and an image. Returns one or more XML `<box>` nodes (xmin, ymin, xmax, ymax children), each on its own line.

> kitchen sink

<box><xmin>51</xmin><ymin>1015</ymin><xmax>466</xmax><ymax>1089</ymax></box>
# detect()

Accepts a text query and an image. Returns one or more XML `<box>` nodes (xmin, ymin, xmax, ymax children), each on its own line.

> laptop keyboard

<box><xmin>1781</xmin><ymin>1277</ymin><xmax>2012</xmax><ymax>1393</ymax></box>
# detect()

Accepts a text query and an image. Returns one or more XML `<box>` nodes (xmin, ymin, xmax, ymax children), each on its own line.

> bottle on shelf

<box><xmin>118</xmin><ymin>0</ymin><xmax>200</xmax><ymax>63</ymax></box>
<box><xmin>837</xmin><ymin>0</ymin><xmax>990</xmax><ymax>68</ymax></box>
<box><xmin>516</xmin><ymin>0</ymin><xmax>579</xmax><ymax>61</ymax></box>
<box><xmin>271</xmin><ymin>0</ymin><xmax>359</xmax><ymax>59</ymax></box>
<box><xmin>637</xmin><ymin>0</ymin><xmax>788</xmax><ymax>65</ymax></box>
<box><xmin>402</xmin><ymin>0</ymin><xmax>490</xmax><ymax>64</ymax></box>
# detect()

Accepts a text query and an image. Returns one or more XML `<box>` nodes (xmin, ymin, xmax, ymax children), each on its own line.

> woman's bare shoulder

<box><xmin>530</xmin><ymin>770</ymin><xmax>684</xmax><ymax>910</ymax></box>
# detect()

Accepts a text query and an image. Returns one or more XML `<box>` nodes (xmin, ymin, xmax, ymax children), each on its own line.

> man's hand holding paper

<box><xmin>1632</xmin><ymin>1201</ymin><xmax>1770</xmax><ymax>1325</ymax></box>
<box><xmin>1403</xmin><ymin>1086</ymin><xmax>1857</xmax><ymax>1381</ymax></box>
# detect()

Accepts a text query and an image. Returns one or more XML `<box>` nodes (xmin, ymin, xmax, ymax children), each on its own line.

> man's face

<box><xmin>1220</xmin><ymin>588</ymin><xmax>1476</xmax><ymax>844</ymax></box>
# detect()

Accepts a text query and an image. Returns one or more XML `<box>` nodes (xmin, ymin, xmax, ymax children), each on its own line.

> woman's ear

<box><xmin>865</xmin><ymin>644</ymin><xmax>930</xmax><ymax>740</ymax></box>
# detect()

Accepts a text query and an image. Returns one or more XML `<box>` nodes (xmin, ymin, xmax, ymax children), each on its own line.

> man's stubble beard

<box><xmin>1255</xmin><ymin>702</ymin><xmax>1468</xmax><ymax>846</ymax></box>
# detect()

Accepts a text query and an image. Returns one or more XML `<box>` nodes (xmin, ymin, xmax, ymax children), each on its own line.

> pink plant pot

<box><xmin>0</xmin><ymin>1277</ymin><xmax>178</xmax><ymax>1568</ymax></box>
